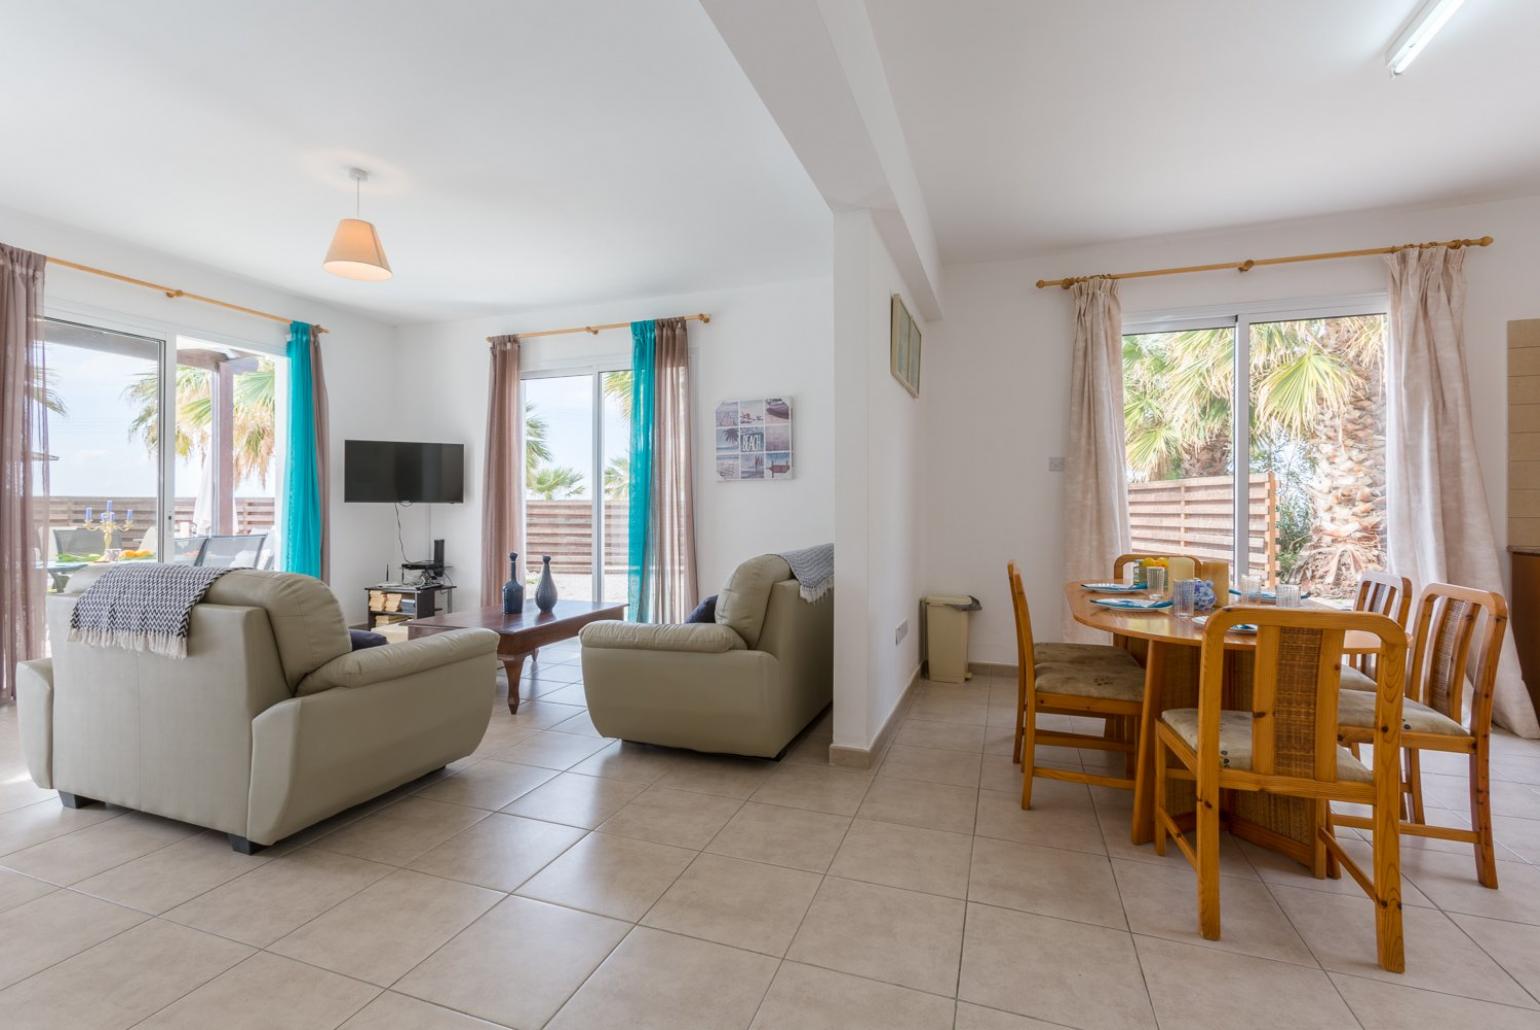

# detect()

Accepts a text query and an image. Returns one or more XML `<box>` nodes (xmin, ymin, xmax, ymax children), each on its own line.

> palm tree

<box><xmin>527</xmin><ymin>465</ymin><xmax>585</xmax><ymax>499</ymax></box>
<box><xmin>603</xmin><ymin>455</ymin><xmax>629</xmax><ymax>499</ymax></box>
<box><xmin>124</xmin><ymin>359</ymin><xmax>277</xmax><ymax>485</ymax></box>
<box><xmin>31</xmin><ymin>365</ymin><xmax>66</xmax><ymax>417</ymax></box>
<box><xmin>602</xmin><ymin>371</ymin><xmax>632</xmax><ymax>421</ymax></box>
<box><xmin>525</xmin><ymin>404</ymin><xmax>553</xmax><ymax>468</ymax></box>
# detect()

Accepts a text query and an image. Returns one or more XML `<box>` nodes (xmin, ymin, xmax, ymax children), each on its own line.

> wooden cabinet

<box><xmin>1510</xmin><ymin>549</ymin><xmax>1540</xmax><ymax>716</ymax></box>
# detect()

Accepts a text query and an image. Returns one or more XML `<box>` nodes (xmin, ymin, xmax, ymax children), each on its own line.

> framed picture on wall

<box><xmin>716</xmin><ymin>397</ymin><xmax>793</xmax><ymax>480</ymax></box>
<box><xmin>890</xmin><ymin>293</ymin><xmax>920</xmax><ymax>397</ymax></box>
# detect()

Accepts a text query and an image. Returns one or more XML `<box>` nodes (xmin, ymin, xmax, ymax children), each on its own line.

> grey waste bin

<box><xmin>924</xmin><ymin>594</ymin><xmax>982</xmax><ymax>684</ymax></box>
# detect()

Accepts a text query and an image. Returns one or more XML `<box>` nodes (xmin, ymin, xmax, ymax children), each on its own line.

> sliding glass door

<box><xmin>522</xmin><ymin>367</ymin><xmax>631</xmax><ymax>603</ymax></box>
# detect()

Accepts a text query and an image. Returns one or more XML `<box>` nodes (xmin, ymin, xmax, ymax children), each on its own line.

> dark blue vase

<box><xmin>502</xmin><ymin>552</ymin><xmax>525</xmax><ymax>614</ymax></box>
<box><xmin>535</xmin><ymin>555</ymin><xmax>558</xmax><ymax>612</ymax></box>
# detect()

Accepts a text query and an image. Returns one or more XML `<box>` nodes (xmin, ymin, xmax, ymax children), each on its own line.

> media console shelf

<box><xmin>364</xmin><ymin>582</ymin><xmax>455</xmax><ymax>630</ymax></box>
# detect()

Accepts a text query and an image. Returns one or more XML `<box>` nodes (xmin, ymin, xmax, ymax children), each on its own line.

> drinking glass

<box><xmin>1276</xmin><ymin>583</ymin><xmax>1302</xmax><ymax>608</ymax></box>
<box><xmin>1145</xmin><ymin>566</ymin><xmax>1168</xmax><ymax>598</ymax></box>
<box><xmin>1173</xmin><ymin>579</ymin><xmax>1196</xmax><ymax>619</ymax></box>
<box><xmin>1240</xmin><ymin>575</ymin><xmax>1263</xmax><ymax>604</ymax></box>
<box><xmin>1122</xmin><ymin>562</ymin><xmax>1139</xmax><ymax>587</ymax></box>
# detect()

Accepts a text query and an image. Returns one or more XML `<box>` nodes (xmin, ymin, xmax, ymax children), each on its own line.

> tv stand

<box><xmin>364</xmin><ymin>582</ymin><xmax>455</xmax><ymax>630</ymax></box>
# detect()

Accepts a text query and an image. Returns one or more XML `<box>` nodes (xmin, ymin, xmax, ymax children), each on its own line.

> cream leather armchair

<box><xmin>579</xmin><ymin>555</ymin><xmax>832</xmax><ymax>758</ymax></box>
<box><xmin>17</xmin><ymin>569</ymin><xmax>498</xmax><ymax>852</ymax></box>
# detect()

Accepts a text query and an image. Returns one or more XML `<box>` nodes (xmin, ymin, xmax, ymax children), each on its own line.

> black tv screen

<box><xmin>344</xmin><ymin>440</ymin><xmax>464</xmax><ymax>503</ymax></box>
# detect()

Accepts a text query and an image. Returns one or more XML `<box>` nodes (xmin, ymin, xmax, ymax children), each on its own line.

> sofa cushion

<box><xmin>204</xmin><ymin>570</ymin><xmax>351</xmax><ymax>690</ymax></box>
<box><xmin>349</xmin><ymin>629</ymin><xmax>389</xmax><ymax>650</ymax></box>
<box><xmin>581</xmin><ymin>621</ymin><xmax>746</xmax><ymax>653</ymax></box>
<box><xmin>715</xmin><ymin>555</ymin><xmax>791</xmax><ymax>649</ymax></box>
<box><xmin>297</xmin><ymin>628</ymin><xmax>499</xmax><ymax>693</ymax></box>
<box><xmin>685</xmin><ymin>594</ymin><xmax>718</xmax><ymax>624</ymax></box>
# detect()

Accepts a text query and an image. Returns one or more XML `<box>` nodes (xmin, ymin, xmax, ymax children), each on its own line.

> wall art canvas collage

<box><xmin>715</xmin><ymin>397</ymin><xmax>793</xmax><ymax>481</ymax></box>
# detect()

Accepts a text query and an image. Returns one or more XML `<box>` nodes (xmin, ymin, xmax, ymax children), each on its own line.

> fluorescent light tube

<box><xmin>1386</xmin><ymin>0</ymin><xmax>1465</xmax><ymax>76</ymax></box>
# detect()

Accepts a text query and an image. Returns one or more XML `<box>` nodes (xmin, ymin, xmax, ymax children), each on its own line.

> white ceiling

<box><xmin>0</xmin><ymin>1</ymin><xmax>830</xmax><ymax>324</ymax></box>
<box><xmin>867</xmin><ymin>0</ymin><xmax>1540</xmax><ymax>262</ymax></box>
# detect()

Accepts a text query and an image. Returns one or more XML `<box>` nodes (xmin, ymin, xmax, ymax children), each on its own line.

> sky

<box><xmin>523</xmin><ymin>372</ymin><xmax>630</xmax><ymax>498</ymax></box>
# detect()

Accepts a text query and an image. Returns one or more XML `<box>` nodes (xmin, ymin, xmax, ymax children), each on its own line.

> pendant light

<box><xmin>323</xmin><ymin>167</ymin><xmax>392</xmax><ymax>281</ymax></box>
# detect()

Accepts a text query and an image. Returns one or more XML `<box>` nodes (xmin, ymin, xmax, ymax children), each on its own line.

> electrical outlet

<box><xmin>1048</xmin><ymin>456</ymin><xmax>1065</xmax><ymax>472</ymax></box>
<box><xmin>895</xmin><ymin>619</ymin><xmax>908</xmax><ymax>645</ymax></box>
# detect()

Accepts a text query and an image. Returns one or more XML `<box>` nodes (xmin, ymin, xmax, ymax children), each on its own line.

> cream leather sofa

<box><xmin>579</xmin><ymin>555</ymin><xmax>832</xmax><ymax>758</ymax></box>
<box><xmin>16</xmin><ymin>569</ymin><xmax>499</xmax><ymax>852</ymax></box>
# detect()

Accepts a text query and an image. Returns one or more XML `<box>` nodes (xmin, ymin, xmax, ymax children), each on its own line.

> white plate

<box><xmin>1091</xmin><ymin>598</ymin><xmax>1173</xmax><ymax>611</ymax></box>
<box><xmin>1081</xmin><ymin>582</ymin><xmax>1143</xmax><ymax>593</ymax></box>
<box><xmin>1193</xmin><ymin>615</ymin><xmax>1257</xmax><ymax>633</ymax></box>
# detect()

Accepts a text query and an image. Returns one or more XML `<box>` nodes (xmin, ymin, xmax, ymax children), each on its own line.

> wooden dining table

<box><xmin>1066</xmin><ymin>580</ymin><xmax>1383</xmax><ymax>870</ymax></box>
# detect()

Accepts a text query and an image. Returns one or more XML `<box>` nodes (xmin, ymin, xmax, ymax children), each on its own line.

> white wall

<box><xmin>924</xmin><ymin>192</ymin><xmax>1540</xmax><ymax>666</ymax></box>
<box><xmin>832</xmin><ymin>210</ymin><xmax>925</xmax><ymax>751</ymax></box>
<box><xmin>389</xmin><ymin>277</ymin><xmax>835</xmax><ymax>605</ymax></box>
<box><xmin>0</xmin><ymin>204</ymin><xmax>401</xmax><ymax>623</ymax></box>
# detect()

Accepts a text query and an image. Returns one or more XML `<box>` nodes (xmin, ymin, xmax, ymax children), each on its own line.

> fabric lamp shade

<box><xmin>323</xmin><ymin>217</ymin><xmax>392</xmax><ymax>280</ymax></box>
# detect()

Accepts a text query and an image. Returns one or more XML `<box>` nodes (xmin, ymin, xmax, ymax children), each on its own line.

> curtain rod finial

<box><xmin>699</xmin><ymin>313</ymin><xmax>711</xmax><ymax>324</ymax></box>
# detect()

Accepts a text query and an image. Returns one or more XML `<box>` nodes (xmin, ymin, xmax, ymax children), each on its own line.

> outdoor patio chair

<box><xmin>198</xmin><ymin>533</ymin><xmax>268</xmax><ymax>569</ymax></box>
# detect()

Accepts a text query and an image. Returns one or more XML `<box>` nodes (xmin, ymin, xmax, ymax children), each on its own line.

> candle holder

<box><xmin>81</xmin><ymin>505</ymin><xmax>134</xmax><ymax>559</ymax></box>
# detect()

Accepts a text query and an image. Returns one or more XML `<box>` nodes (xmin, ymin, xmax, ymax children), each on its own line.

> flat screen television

<box><xmin>344</xmin><ymin>440</ymin><xmax>464</xmax><ymax>503</ymax></box>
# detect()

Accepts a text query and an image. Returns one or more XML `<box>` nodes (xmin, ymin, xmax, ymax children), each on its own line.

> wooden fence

<box><xmin>45</xmin><ymin>496</ymin><xmax>275</xmax><ymax>540</ymax></box>
<box><xmin>525</xmin><ymin>499</ymin><xmax>629</xmax><ymax>574</ymax></box>
<box><xmin>1127</xmin><ymin>473</ymin><xmax>1277</xmax><ymax>583</ymax></box>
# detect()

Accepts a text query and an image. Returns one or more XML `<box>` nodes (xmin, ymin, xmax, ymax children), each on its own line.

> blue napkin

<box><xmin>1091</xmin><ymin>597</ymin><xmax>1173</xmax><ymax>611</ymax></box>
<box><xmin>1193</xmin><ymin>615</ymin><xmax>1257</xmax><ymax>633</ymax></box>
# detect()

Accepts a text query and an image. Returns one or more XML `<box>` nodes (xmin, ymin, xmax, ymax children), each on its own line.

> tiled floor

<box><xmin>3</xmin><ymin>650</ymin><xmax>1540</xmax><ymax>1028</ymax></box>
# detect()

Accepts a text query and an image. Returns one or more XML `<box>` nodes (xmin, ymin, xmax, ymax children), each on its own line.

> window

<box><xmin>1123</xmin><ymin>305</ymin><xmax>1388</xmax><ymax>601</ymax></box>
<box><xmin>522</xmin><ymin>368</ymin><xmax>631</xmax><ymax>603</ymax></box>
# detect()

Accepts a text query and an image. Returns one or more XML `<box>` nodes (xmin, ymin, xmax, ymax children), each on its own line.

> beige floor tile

<box><xmin>975</xmin><ymin>784</ymin><xmax>1106</xmax><ymax>854</ymax></box>
<box><xmin>1449</xmin><ymin>913</ymin><xmax>1540</xmax><ymax>998</ymax></box>
<box><xmin>787</xmin><ymin>876</ymin><xmax>965</xmax><ymax>996</ymax></box>
<box><xmin>0</xmin><ymin>798</ymin><xmax>119</xmax><ymax>857</ymax></box>
<box><xmin>314</xmin><ymin>798</ymin><xmax>490</xmax><ymax>866</ymax></box>
<box><xmin>1238</xmin><ymin>836</ymin><xmax>1436</xmax><ymax>908</ymax></box>
<box><xmin>751</xmin><ymin>763</ymin><xmax>874</xmax><ymax>816</ymax></box>
<box><xmin>340</xmin><ymin>991</ymin><xmax>505</xmax><ymax>1029</ymax></box>
<box><xmin>164</xmin><ymin>847</ymin><xmax>395</xmax><ymax>947</ymax></box>
<box><xmin>494</xmin><ymin>730</ymin><xmax>611</xmax><ymax>770</ymax></box>
<box><xmin>0</xmin><ymin>918</ymin><xmax>252</xmax><ymax>1030</ymax></box>
<box><xmin>412</xmin><ymin>758</ymin><xmax>556</xmax><ymax>810</ymax></box>
<box><xmin>1331</xmin><ymin>972</ymin><xmax>1540</xmax><ymax>1029</ymax></box>
<box><xmin>1270</xmin><ymin>882</ymin><xmax>1537</xmax><ymax>1007</ymax></box>
<box><xmin>968</xmin><ymin>837</ymin><xmax>1126</xmax><ymax>929</ymax></box>
<box><xmin>907</xmin><ymin>696</ymin><xmax>990</xmax><ymax>726</ymax></box>
<box><xmin>516</xmin><ymin>831</ymin><xmax>695</xmax><ymax>920</ymax></box>
<box><xmin>502</xmin><ymin>701</ymin><xmax>587</xmax><ymax>731</ymax></box>
<box><xmin>470</xmin><ymin>719</ymin><xmax>541</xmax><ymax>756</ymax></box>
<box><xmin>978</xmin><ymin>754</ymin><xmax>1025</xmax><ymax>793</ymax></box>
<box><xmin>643</xmin><ymin>853</ymin><xmax>822</xmax><ymax>956</ymax></box>
<box><xmin>548</xmin><ymin>926</ymin><xmax>778</xmax><ymax>1030</ymax></box>
<box><xmin>501</xmin><ymin>770</ymin><xmax>648</xmax><ymax>828</ymax></box>
<box><xmin>656</xmin><ymin>754</ymin><xmax>778</xmax><ymax>799</ymax></box>
<box><xmin>857</xmin><ymin>777</ymin><xmax>977</xmax><ymax>834</ymax></box>
<box><xmin>954</xmin><ymin>1002</ymin><xmax>1065</xmax><ymax>1028</ymax></box>
<box><xmin>1112</xmin><ymin>857</ymin><xmax>1316</xmax><ymax>964</ymax></box>
<box><xmin>597</xmin><ymin>786</ymin><xmax>742</xmax><ymax>849</ymax></box>
<box><xmin>879</xmin><ymin>745</ymin><xmax>983</xmax><ymax>788</ymax></box>
<box><xmin>1136</xmin><ymin>935</ymin><xmax>1354</xmax><ymax>1029</ymax></box>
<box><xmin>829</xmin><ymin>819</ymin><xmax>972</xmax><ymax>898</ymax></box>
<box><xmin>396</xmin><ymin>895</ymin><xmax>628</xmax><ymax>1028</ymax></box>
<box><xmin>1400</xmin><ymin>847</ymin><xmax>1540</xmax><ymax>923</ymax></box>
<box><xmin>549</xmin><ymin>710</ymin><xmax>604</xmax><ymax>737</ymax></box>
<box><xmin>0</xmin><ymin>866</ymin><xmax>55</xmax><ymax>914</ymax></box>
<box><xmin>0</xmin><ymin>810</ymin><xmax>196</xmax><ymax>886</ymax></box>
<box><xmin>534</xmin><ymin>683</ymin><xmax>590</xmax><ymax>707</ymax></box>
<box><xmin>0</xmin><ymin>777</ymin><xmax>57</xmax><ymax>816</ymax></box>
<box><xmin>135</xmin><ymin>951</ymin><xmax>379</xmax><ymax>1029</ymax></box>
<box><xmin>270</xmin><ymin>868</ymin><xmax>501</xmax><ymax>986</ymax></box>
<box><xmin>1101</xmin><ymin>816</ymin><xmax>1259</xmax><ymax>880</ymax></box>
<box><xmin>1492</xmin><ymin>813</ymin><xmax>1540</xmax><ymax>863</ymax></box>
<box><xmin>959</xmin><ymin>903</ymin><xmax>1154</xmax><ymax>1029</ymax></box>
<box><xmin>73</xmin><ymin>830</ymin><xmax>271</xmax><ymax>914</ymax></box>
<box><xmin>0</xmin><ymin>890</ymin><xmax>146</xmax><ymax>989</ymax></box>
<box><xmin>570</xmin><ymin>740</ymin><xmax>688</xmax><ymax>783</ymax></box>
<box><xmin>750</xmin><ymin>961</ymin><xmax>956</xmax><ymax>1029</ymax></box>
<box><xmin>408</xmin><ymin>812</ymin><xmax>584</xmax><ymax>892</ymax></box>
<box><xmin>895</xmin><ymin>718</ymin><xmax>987</xmax><ymax>753</ymax></box>
<box><xmin>781</xmin><ymin>729</ymin><xmax>836</xmax><ymax>766</ymax></box>
<box><xmin>705</xmin><ymin>801</ymin><xmax>852</xmax><ymax>873</ymax></box>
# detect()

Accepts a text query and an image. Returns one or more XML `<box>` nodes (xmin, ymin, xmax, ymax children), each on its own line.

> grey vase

<box><xmin>535</xmin><ymin>555</ymin><xmax>558</xmax><ymax>612</ymax></box>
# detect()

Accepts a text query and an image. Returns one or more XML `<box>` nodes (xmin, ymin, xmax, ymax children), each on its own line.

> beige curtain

<box><xmin>1386</xmin><ymin>246</ymin><xmax>1540</xmax><ymax>738</ymax></box>
<box><xmin>480</xmin><ymin>335</ymin><xmax>524</xmax><ymax>607</ymax></box>
<box><xmin>648</xmin><ymin>318</ymin><xmax>698</xmax><ymax>622</ymax></box>
<box><xmin>309</xmin><ymin>326</ymin><xmax>331</xmax><ymax>583</ymax></box>
<box><xmin>1062</xmin><ymin>278</ymin><xmax>1131</xmax><ymax>641</ymax></box>
<box><xmin>0</xmin><ymin>244</ymin><xmax>47</xmax><ymax>703</ymax></box>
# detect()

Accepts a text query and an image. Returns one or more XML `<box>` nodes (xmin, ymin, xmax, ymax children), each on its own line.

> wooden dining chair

<box><xmin>1342</xmin><ymin>571</ymin><xmax>1413</xmax><ymax>690</ymax></box>
<box><xmin>1008</xmin><ymin>562</ymin><xmax>1147</xmax><ymax>807</ymax></box>
<box><xmin>1335</xmin><ymin>583</ymin><xmax>1508</xmax><ymax>888</ymax></box>
<box><xmin>1153</xmin><ymin>606</ymin><xmax>1408</xmax><ymax>972</ymax></box>
<box><xmin>1112</xmin><ymin>552</ymin><xmax>1203</xmax><ymax>583</ymax></box>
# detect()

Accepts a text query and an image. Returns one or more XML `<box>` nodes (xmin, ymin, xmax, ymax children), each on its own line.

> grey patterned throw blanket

<box><xmin>775</xmin><ymin>543</ymin><xmax>833</xmax><ymax>602</ymax></box>
<box><xmin>69</xmin><ymin>563</ymin><xmax>235</xmax><ymax>658</ymax></box>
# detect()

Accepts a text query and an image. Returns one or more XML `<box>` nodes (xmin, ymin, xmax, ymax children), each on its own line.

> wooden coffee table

<box><xmin>406</xmin><ymin>600</ymin><xmax>625</xmax><ymax>713</ymax></box>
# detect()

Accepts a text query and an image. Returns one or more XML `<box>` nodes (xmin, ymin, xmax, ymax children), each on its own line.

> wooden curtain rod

<box><xmin>487</xmin><ymin>311</ymin><xmax>711</xmax><ymax>343</ymax></box>
<box><xmin>46</xmin><ymin>256</ymin><xmax>328</xmax><ymax>334</ymax></box>
<box><xmin>1034</xmin><ymin>235</ymin><xmax>1494</xmax><ymax>289</ymax></box>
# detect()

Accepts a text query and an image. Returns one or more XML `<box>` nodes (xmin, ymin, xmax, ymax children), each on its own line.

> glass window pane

<box><xmin>600</xmin><ymin>370</ymin><xmax>632</xmax><ymax>605</ymax></box>
<box><xmin>524</xmin><ymin>374</ymin><xmax>596</xmax><ymax>601</ymax></box>
<box><xmin>1247</xmin><ymin>314</ymin><xmax>1387</xmax><ymax>600</ymax></box>
<box><xmin>1123</xmin><ymin>327</ymin><xmax>1238</xmax><ymax>573</ymax></box>
<box><xmin>41</xmin><ymin>319</ymin><xmax>164</xmax><ymax>587</ymax></box>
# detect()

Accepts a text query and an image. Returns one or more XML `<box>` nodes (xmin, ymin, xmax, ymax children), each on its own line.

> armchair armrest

<box><xmin>580</xmin><ymin>621</ymin><xmax>745</xmax><ymax>654</ymax></box>
<box><xmin>296</xmin><ymin>628</ymin><xmax>499</xmax><ymax>695</ymax></box>
<box><xmin>16</xmin><ymin>659</ymin><xmax>54</xmax><ymax>788</ymax></box>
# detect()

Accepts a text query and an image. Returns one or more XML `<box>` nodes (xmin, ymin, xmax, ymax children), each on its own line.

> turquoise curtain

<box><xmin>282</xmin><ymin>321</ymin><xmax>323</xmax><ymax>577</ymax></box>
<box><xmin>627</xmin><ymin>320</ymin><xmax>656</xmax><ymax>620</ymax></box>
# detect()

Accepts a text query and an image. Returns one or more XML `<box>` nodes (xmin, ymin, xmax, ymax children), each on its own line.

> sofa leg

<box><xmin>227</xmin><ymin>834</ymin><xmax>266</xmax><ymax>855</ymax></box>
<box><xmin>59</xmin><ymin>792</ymin><xmax>100</xmax><ymax>809</ymax></box>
